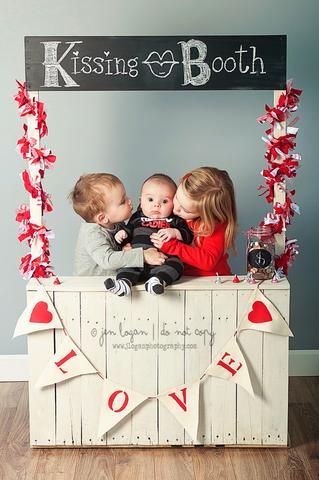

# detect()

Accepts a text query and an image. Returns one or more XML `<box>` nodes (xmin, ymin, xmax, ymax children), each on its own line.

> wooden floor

<box><xmin>0</xmin><ymin>377</ymin><xmax>318</xmax><ymax>480</ymax></box>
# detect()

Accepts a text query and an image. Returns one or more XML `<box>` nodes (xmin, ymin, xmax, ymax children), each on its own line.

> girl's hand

<box><xmin>150</xmin><ymin>233</ymin><xmax>164</xmax><ymax>249</ymax></box>
<box><xmin>156</xmin><ymin>228</ymin><xmax>181</xmax><ymax>242</ymax></box>
<box><xmin>115</xmin><ymin>229</ymin><xmax>128</xmax><ymax>244</ymax></box>
<box><xmin>144</xmin><ymin>247</ymin><xmax>167</xmax><ymax>265</ymax></box>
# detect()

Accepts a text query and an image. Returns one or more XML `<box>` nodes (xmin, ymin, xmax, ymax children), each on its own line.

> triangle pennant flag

<box><xmin>35</xmin><ymin>334</ymin><xmax>97</xmax><ymax>388</ymax></box>
<box><xmin>14</xmin><ymin>290</ymin><xmax>63</xmax><ymax>337</ymax></box>
<box><xmin>158</xmin><ymin>381</ymin><xmax>200</xmax><ymax>442</ymax></box>
<box><xmin>238</xmin><ymin>288</ymin><xmax>293</xmax><ymax>337</ymax></box>
<box><xmin>207</xmin><ymin>335</ymin><xmax>254</xmax><ymax>397</ymax></box>
<box><xmin>98</xmin><ymin>379</ymin><xmax>148</xmax><ymax>437</ymax></box>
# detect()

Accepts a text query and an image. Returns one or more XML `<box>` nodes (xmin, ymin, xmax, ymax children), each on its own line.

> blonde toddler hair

<box><xmin>180</xmin><ymin>167</ymin><xmax>237</xmax><ymax>253</ymax></box>
<box><xmin>69</xmin><ymin>173</ymin><xmax>122</xmax><ymax>222</ymax></box>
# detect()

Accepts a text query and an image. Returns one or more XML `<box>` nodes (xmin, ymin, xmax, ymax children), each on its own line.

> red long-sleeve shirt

<box><xmin>160</xmin><ymin>221</ymin><xmax>232</xmax><ymax>276</ymax></box>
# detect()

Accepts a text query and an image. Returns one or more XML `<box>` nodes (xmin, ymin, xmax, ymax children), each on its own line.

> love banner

<box><xmin>14</xmin><ymin>290</ymin><xmax>63</xmax><ymax>337</ymax></box>
<box><xmin>97</xmin><ymin>379</ymin><xmax>200</xmax><ymax>441</ymax></box>
<box><xmin>158</xmin><ymin>381</ymin><xmax>200</xmax><ymax>442</ymax></box>
<box><xmin>35</xmin><ymin>334</ymin><xmax>97</xmax><ymax>388</ymax></box>
<box><xmin>238</xmin><ymin>288</ymin><xmax>293</xmax><ymax>337</ymax></box>
<box><xmin>98</xmin><ymin>379</ymin><xmax>148</xmax><ymax>437</ymax></box>
<box><xmin>206</xmin><ymin>335</ymin><xmax>254</xmax><ymax>397</ymax></box>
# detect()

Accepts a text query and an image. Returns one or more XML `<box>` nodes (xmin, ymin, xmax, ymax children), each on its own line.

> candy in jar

<box><xmin>246</xmin><ymin>226</ymin><xmax>275</xmax><ymax>280</ymax></box>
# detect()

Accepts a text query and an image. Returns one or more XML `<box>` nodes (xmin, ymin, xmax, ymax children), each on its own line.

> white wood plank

<box><xmin>211</xmin><ymin>290</ymin><xmax>237</xmax><ymax>445</ymax></box>
<box><xmin>236</xmin><ymin>290</ymin><xmax>263</xmax><ymax>445</ymax></box>
<box><xmin>80</xmin><ymin>292</ymin><xmax>106</xmax><ymax>445</ymax></box>
<box><xmin>130</xmin><ymin>291</ymin><xmax>158</xmax><ymax>445</ymax></box>
<box><xmin>54</xmin><ymin>292</ymin><xmax>82</xmax><ymax>446</ymax></box>
<box><xmin>262</xmin><ymin>288</ymin><xmax>290</xmax><ymax>445</ymax></box>
<box><xmin>27</xmin><ymin>276</ymin><xmax>290</xmax><ymax>292</ymax></box>
<box><xmin>27</xmin><ymin>290</ymin><xmax>55</xmax><ymax>446</ymax></box>
<box><xmin>105</xmin><ymin>294</ymin><xmax>133</xmax><ymax>445</ymax></box>
<box><xmin>184</xmin><ymin>290</ymin><xmax>212</xmax><ymax>445</ymax></box>
<box><xmin>158</xmin><ymin>290</ymin><xmax>185</xmax><ymax>445</ymax></box>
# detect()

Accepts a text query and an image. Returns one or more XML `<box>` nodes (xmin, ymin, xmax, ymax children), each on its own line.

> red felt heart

<box><xmin>30</xmin><ymin>301</ymin><xmax>53</xmax><ymax>324</ymax></box>
<box><xmin>248</xmin><ymin>301</ymin><xmax>272</xmax><ymax>324</ymax></box>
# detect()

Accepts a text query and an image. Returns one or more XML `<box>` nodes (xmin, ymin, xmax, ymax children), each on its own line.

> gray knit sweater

<box><xmin>73</xmin><ymin>222</ymin><xmax>144</xmax><ymax>276</ymax></box>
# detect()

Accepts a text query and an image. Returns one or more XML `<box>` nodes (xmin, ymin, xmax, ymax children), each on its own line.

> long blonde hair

<box><xmin>181</xmin><ymin>167</ymin><xmax>237</xmax><ymax>253</ymax></box>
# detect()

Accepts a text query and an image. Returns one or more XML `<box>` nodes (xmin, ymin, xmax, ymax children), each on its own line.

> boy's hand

<box><xmin>144</xmin><ymin>248</ymin><xmax>167</xmax><ymax>265</ymax></box>
<box><xmin>122</xmin><ymin>243</ymin><xmax>132</xmax><ymax>251</ymax></box>
<box><xmin>156</xmin><ymin>228</ymin><xmax>181</xmax><ymax>242</ymax></box>
<box><xmin>115</xmin><ymin>229</ymin><xmax>128</xmax><ymax>244</ymax></box>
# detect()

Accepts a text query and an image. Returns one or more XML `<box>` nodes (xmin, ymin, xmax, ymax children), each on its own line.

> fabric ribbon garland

<box><xmin>14</xmin><ymin>81</ymin><xmax>56</xmax><ymax>279</ymax></box>
<box><xmin>257</xmin><ymin>80</ymin><xmax>302</xmax><ymax>274</ymax></box>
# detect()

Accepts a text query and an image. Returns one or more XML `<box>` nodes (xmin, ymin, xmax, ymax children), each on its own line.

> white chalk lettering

<box><xmin>212</xmin><ymin>56</ymin><xmax>223</xmax><ymax>73</ymax></box>
<box><xmin>250</xmin><ymin>46</ymin><xmax>266</xmax><ymax>74</ymax></box>
<box><xmin>115</xmin><ymin>58</ymin><xmax>128</xmax><ymax>75</ymax></box>
<box><xmin>127</xmin><ymin>57</ymin><xmax>138</xmax><ymax>78</ymax></box>
<box><xmin>71</xmin><ymin>52</ymin><xmax>81</xmax><ymax>75</ymax></box>
<box><xmin>81</xmin><ymin>56</ymin><xmax>92</xmax><ymax>74</ymax></box>
<box><xmin>179</xmin><ymin>41</ymin><xmax>266</xmax><ymax>85</ymax></box>
<box><xmin>179</xmin><ymin>39</ymin><xmax>211</xmax><ymax>86</ymax></box>
<box><xmin>224</xmin><ymin>56</ymin><xmax>236</xmax><ymax>73</ymax></box>
<box><xmin>93</xmin><ymin>56</ymin><xmax>104</xmax><ymax>74</ymax></box>
<box><xmin>41</xmin><ymin>41</ymin><xmax>82</xmax><ymax>87</ymax></box>
<box><xmin>234</xmin><ymin>45</ymin><xmax>249</xmax><ymax>73</ymax></box>
<box><xmin>104</xmin><ymin>51</ymin><xmax>113</xmax><ymax>76</ymax></box>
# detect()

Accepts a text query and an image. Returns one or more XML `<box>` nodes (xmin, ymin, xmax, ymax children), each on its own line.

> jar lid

<box><xmin>247</xmin><ymin>225</ymin><xmax>274</xmax><ymax>238</ymax></box>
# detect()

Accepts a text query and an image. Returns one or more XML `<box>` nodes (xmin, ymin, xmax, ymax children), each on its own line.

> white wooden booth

<box><xmin>27</xmin><ymin>276</ymin><xmax>290</xmax><ymax>448</ymax></box>
<box><xmin>21</xmin><ymin>36</ymin><xmax>292</xmax><ymax>448</ymax></box>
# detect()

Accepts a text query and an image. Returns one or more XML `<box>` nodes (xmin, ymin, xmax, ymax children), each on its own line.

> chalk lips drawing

<box><xmin>143</xmin><ymin>50</ymin><xmax>179</xmax><ymax>78</ymax></box>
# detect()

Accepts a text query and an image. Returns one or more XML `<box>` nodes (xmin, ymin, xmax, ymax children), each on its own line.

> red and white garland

<box><xmin>257</xmin><ymin>81</ymin><xmax>302</xmax><ymax>274</ymax></box>
<box><xmin>14</xmin><ymin>81</ymin><xmax>56</xmax><ymax>279</ymax></box>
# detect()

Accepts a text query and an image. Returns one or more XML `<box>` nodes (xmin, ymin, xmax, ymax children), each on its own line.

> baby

<box><xmin>105</xmin><ymin>173</ymin><xmax>193</xmax><ymax>296</ymax></box>
<box><xmin>70</xmin><ymin>173</ymin><xmax>166</xmax><ymax>276</ymax></box>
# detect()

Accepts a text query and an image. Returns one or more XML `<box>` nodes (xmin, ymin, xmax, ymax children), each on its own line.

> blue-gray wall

<box><xmin>1</xmin><ymin>0</ymin><xmax>318</xmax><ymax>354</ymax></box>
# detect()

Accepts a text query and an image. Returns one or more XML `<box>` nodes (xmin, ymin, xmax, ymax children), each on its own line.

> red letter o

<box><xmin>108</xmin><ymin>390</ymin><xmax>129</xmax><ymax>412</ymax></box>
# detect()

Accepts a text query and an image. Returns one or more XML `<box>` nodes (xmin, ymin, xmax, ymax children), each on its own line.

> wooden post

<box><xmin>273</xmin><ymin>90</ymin><xmax>287</xmax><ymax>256</ymax></box>
<box><xmin>26</xmin><ymin>91</ymin><xmax>42</xmax><ymax>227</ymax></box>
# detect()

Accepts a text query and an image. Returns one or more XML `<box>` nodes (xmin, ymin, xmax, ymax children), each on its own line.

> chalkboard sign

<box><xmin>25</xmin><ymin>36</ymin><xmax>286</xmax><ymax>91</ymax></box>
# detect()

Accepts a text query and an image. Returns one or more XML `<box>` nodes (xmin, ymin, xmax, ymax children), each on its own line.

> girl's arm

<box><xmin>154</xmin><ymin>225</ymin><xmax>226</xmax><ymax>271</ymax></box>
<box><xmin>173</xmin><ymin>217</ymin><xmax>193</xmax><ymax>244</ymax></box>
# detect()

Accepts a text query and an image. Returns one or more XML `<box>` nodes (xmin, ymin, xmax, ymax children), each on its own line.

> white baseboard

<box><xmin>0</xmin><ymin>351</ymin><xmax>318</xmax><ymax>381</ymax></box>
<box><xmin>0</xmin><ymin>355</ymin><xmax>29</xmax><ymax>381</ymax></box>
<box><xmin>289</xmin><ymin>350</ymin><xmax>319</xmax><ymax>376</ymax></box>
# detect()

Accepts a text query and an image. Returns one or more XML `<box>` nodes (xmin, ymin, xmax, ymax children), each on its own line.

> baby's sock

<box><xmin>145</xmin><ymin>277</ymin><xmax>165</xmax><ymax>295</ymax></box>
<box><xmin>104</xmin><ymin>278</ymin><xmax>131</xmax><ymax>297</ymax></box>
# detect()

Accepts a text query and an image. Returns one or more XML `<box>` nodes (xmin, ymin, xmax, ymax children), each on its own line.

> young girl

<box><xmin>150</xmin><ymin>167</ymin><xmax>237</xmax><ymax>276</ymax></box>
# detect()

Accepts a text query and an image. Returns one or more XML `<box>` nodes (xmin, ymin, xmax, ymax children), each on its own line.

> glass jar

<box><xmin>246</xmin><ymin>226</ymin><xmax>275</xmax><ymax>280</ymax></box>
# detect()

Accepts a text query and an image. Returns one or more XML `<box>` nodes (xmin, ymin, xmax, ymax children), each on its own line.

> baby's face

<box><xmin>140</xmin><ymin>180</ymin><xmax>175</xmax><ymax>219</ymax></box>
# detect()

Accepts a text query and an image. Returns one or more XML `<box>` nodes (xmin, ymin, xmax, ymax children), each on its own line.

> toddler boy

<box><xmin>70</xmin><ymin>173</ymin><xmax>166</xmax><ymax>277</ymax></box>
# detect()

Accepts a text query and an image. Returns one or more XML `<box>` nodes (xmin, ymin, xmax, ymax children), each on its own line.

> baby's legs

<box><xmin>145</xmin><ymin>256</ymin><xmax>184</xmax><ymax>295</ymax></box>
<box><xmin>117</xmin><ymin>267</ymin><xmax>145</xmax><ymax>285</ymax></box>
<box><xmin>104</xmin><ymin>267</ymin><xmax>144</xmax><ymax>296</ymax></box>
